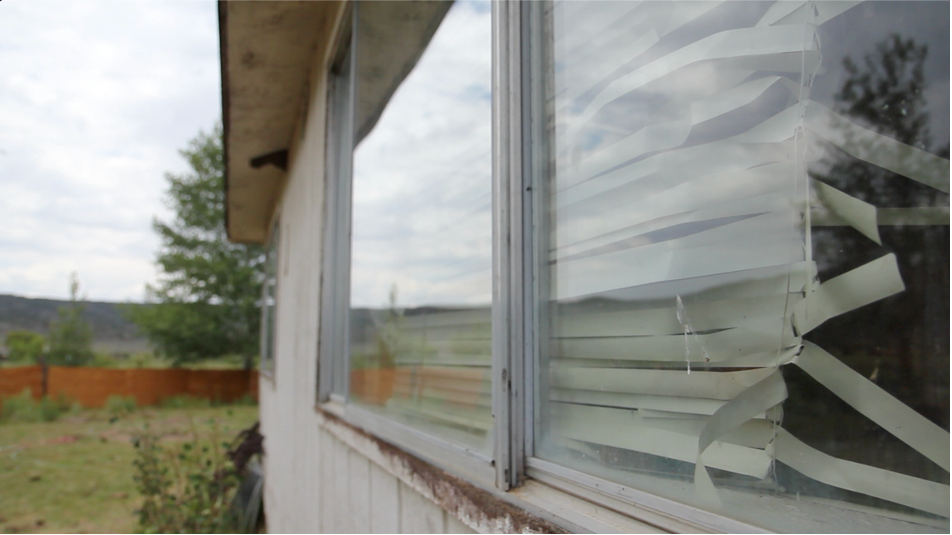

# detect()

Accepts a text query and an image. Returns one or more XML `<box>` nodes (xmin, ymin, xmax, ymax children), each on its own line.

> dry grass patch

<box><xmin>0</xmin><ymin>405</ymin><xmax>257</xmax><ymax>534</ymax></box>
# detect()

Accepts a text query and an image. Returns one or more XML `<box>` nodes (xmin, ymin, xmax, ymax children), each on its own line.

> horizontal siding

<box><xmin>254</xmin><ymin>3</ymin><xmax>474</xmax><ymax>530</ymax></box>
<box><xmin>262</xmin><ymin>383</ymin><xmax>472</xmax><ymax>534</ymax></box>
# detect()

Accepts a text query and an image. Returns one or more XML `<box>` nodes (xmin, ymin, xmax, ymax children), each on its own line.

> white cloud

<box><xmin>0</xmin><ymin>0</ymin><xmax>221</xmax><ymax>301</ymax></box>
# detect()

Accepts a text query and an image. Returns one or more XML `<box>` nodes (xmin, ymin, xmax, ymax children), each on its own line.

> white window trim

<box><xmin>318</xmin><ymin>3</ymin><xmax>354</xmax><ymax>404</ymax></box>
<box><xmin>260</xmin><ymin>218</ymin><xmax>280</xmax><ymax>379</ymax></box>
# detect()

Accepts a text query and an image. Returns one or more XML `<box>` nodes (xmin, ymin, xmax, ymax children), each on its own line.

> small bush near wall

<box><xmin>132</xmin><ymin>422</ymin><xmax>241</xmax><ymax>533</ymax></box>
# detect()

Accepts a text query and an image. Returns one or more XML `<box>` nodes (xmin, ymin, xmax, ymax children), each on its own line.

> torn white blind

<box><xmin>541</xmin><ymin>0</ymin><xmax>949</xmax><ymax>522</ymax></box>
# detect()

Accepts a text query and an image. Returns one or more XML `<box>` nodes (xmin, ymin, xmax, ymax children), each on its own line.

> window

<box><xmin>319</xmin><ymin>16</ymin><xmax>354</xmax><ymax>402</ymax></box>
<box><xmin>347</xmin><ymin>0</ymin><xmax>494</xmax><ymax>455</ymax></box>
<box><xmin>526</xmin><ymin>1</ymin><xmax>949</xmax><ymax>530</ymax></box>
<box><xmin>319</xmin><ymin>0</ymin><xmax>950</xmax><ymax>530</ymax></box>
<box><xmin>320</xmin><ymin>0</ymin><xmax>499</xmax><ymax>485</ymax></box>
<box><xmin>260</xmin><ymin>221</ymin><xmax>279</xmax><ymax>375</ymax></box>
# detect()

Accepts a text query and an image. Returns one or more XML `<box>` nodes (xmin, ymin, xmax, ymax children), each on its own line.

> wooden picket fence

<box><xmin>0</xmin><ymin>365</ymin><xmax>258</xmax><ymax>408</ymax></box>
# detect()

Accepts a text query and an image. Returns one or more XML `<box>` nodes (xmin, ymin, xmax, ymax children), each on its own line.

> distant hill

<box><xmin>0</xmin><ymin>294</ymin><xmax>150</xmax><ymax>356</ymax></box>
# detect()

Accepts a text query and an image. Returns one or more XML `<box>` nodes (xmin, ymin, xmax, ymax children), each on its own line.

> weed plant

<box><xmin>105</xmin><ymin>395</ymin><xmax>138</xmax><ymax>416</ymax></box>
<box><xmin>159</xmin><ymin>395</ymin><xmax>212</xmax><ymax>409</ymax></box>
<box><xmin>132</xmin><ymin>419</ymin><xmax>242</xmax><ymax>533</ymax></box>
<box><xmin>0</xmin><ymin>389</ymin><xmax>74</xmax><ymax>423</ymax></box>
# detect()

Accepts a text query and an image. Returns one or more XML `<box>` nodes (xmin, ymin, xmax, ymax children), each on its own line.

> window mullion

<box><xmin>491</xmin><ymin>0</ymin><xmax>526</xmax><ymax>491</ymax></box>
<box><xmin>520</xmin><ymin>0</ymin><xmax>551</xmax><ymax>476</ymax></box>
<box><xmin>318</xmin><ymin>7</ymin><xmax>355</xmax><ymax>403</ymax></box>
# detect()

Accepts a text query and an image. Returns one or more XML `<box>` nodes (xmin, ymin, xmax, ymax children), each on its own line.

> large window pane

<box><xmin>349</xmin><ymin>0</ymin><xmax>493</xmax><ymax>454</ymax></box>
<box><xmin>535</xmin><ymin>1</ymin><xmax>949</xmax><ymax>530</ymax></box>
<box><xmin>260</xmin><ymin>223</ymin><xmax>278</xmax><ymax>374</ymax></box>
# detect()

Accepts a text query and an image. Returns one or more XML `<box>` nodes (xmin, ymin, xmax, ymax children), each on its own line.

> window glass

<box><xmin>535</xmin><ymin>1</ymin><xmax>949</xmax><ymax>530</ymax></box>
<box><xmin>349</xmin><ymin>0</ymin><xmax>493</xmax><ymax>453</ymax></box>
<box><xmin>320</xmin><ymin>30</ymin><xmax>354</xmax><ymax>400</ymax></box>
<box><xmin>261</xmin><ymin>224</ymin><xmax>278</xmax><ymax>374</ymax></box>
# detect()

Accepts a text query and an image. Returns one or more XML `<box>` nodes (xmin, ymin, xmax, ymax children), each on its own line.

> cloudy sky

<box><xmin>0</xmin><ymin>0</ymin><xmax>220</xmax><ymax>302</ymax></box>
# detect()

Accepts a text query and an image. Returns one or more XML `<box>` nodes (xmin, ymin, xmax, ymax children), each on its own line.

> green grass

<box><xmin>0</xmin><ymin>352</ymin><xmax>257</xmax><ymax>370</ymax></box>
<box><xmin>0</xmin><ymin>404</ymin><xmax>258</xmax><ymax>534</ymax></box>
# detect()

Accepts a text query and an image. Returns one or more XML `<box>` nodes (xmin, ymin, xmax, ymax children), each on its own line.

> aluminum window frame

<box><xmin>319</xmin><ymin>1</ymin><xmax>949</xmax><ymax>530</ymax></box>
<box><xmin>505</xmin><ymin>1</ymin><xmax>777</xmax><ymax>527</ymax></box>
<box><xmin>260</xmin><ymin>218</ymin><xmax>281</xmax><ymax>378</ymax></box>
<box><xmin>318</xmin><ymin>5</ymin><xmax>355</xmax><ymax>405</ymax></box>
<box><xmin>509</xmin><ymin>1</ymin><xmax>951</xmax><ymax>533</ymax></box>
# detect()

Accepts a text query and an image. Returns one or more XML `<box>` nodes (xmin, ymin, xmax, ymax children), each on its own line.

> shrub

<box><xmin>4</xmin><ymin>330</ymin><xmax>46</xmax><ymax>363</ymax></box>
<box><xmin>132</xmin><ymin>421</ymin><xmax>241</xmax><ymax>533</ymax></box>
<box><xmin>1</xmin><ymin>390</ymin><xmax>38</xmax><ymax>422</ymax></box>
<box><xmin>130</xmin><ymin>352</ymin><xmax>167</xmax><ymax>369</ymax></box>
<box><xmin>159</xmin><ymin>395</ymin><xmax>211</xmax><ymax>410</ymax></box>
<box><xmin>0</xmin><ymin>390</ymin><xmax>70</xmax><ymax>423</ymax></box>
<box><xmin>233</xmin><ymin>393</ymin><xmax>257</xmax><ymax>407</ymax></box>
<box><xmin>106</xmin><ymin>395</ymin><xmax>137</xmax><ymax>416</ymax></box>
<box><xmin>37</xmin><ymin>396</ymin><xmax>63</xmax><ymax>422</ymax></box>
<box><xmin>91</xmin><ymin>352</ymin><xmax>118</xmax><ymax>368</ymax></box>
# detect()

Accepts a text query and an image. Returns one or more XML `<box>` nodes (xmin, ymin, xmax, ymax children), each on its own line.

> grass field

<box><xmin>0</xmin><ymin>352</ymin><xmax>256</xmax><ymax>370</ymax></box>
<box><xmin>0</xmin><ymin>404</ymin><xmax>258</xmax><ymax>534</ymax></box>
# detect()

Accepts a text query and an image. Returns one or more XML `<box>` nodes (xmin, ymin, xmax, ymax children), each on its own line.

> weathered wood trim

<box><xmin>312</xmin><ymin>405</ymin><xmax>681</xmax><ymax>533</ymax></box>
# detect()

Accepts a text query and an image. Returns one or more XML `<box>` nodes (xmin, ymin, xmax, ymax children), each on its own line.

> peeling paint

<box><xmin>317</xmin><ymin>410</ymin><xmax>567</xmax><ymax>534</ymax></box>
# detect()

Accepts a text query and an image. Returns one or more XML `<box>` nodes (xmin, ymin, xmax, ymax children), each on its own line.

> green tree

<box><xmin>4</xmin><ymin>330</ymin><xmax>46</xmax><ymax>363</ymax></box>
<box><xmin>47</xmin><ymin>273</ymin><xmax>95</xmax><ymax>366</ymax></box>
<box><xmin>127</xmin><ymin>124</ymin><xmax>264</xmax><ymax>368</ymax></box>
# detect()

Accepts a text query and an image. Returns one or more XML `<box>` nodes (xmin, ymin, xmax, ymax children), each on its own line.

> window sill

<box><xmin>314</xmin><ymin>402</ymin><xmax>672</xmax><ymax>533</ymax></box>
<box><xmin>312</xmin><ymin>402</ymin><xmax>947</xmax><ymax>534</ymax></box>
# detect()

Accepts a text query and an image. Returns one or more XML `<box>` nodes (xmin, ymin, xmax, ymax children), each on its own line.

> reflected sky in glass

<box><xmin>351</xmin><ymin>0</ymin><xmax>492</xmax><ymax>310</ymax></box>
<box><xmin>348</xmin><ymin>0</ymin><xmax>494</xmax><ymax>455</ymax></box>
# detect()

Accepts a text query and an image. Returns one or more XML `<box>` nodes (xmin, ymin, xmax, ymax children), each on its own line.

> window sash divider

<box><xmin>318</xmin><ymin>7</ymin><xmax>356</xmax><ymax>404</ymax></box>
<box><xmin>519</xmin><ymin>0</ymin><xmax>553</xmax><ymax>481</ymax></box>
<box><xmin>492</xmin><ymin>0</ymin><xmax>514</xmax><ymax>492</ymax></box>
<box><xmin>260</xmin><ymin>220</ymin><xmax>280</xmax><ymax>378</ymax></box>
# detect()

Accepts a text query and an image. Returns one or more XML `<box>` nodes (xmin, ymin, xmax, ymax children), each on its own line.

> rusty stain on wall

<box><xmin>317</xmin><ymin>410</ymin><xmax>567</xmax><ymax>534</ymax></box>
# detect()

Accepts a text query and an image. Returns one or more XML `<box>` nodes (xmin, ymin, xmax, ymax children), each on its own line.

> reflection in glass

<box><xmin>349</xmin><ymin>0</ymin><xmax>493</xmax><ymax>453</ymax></box>
<box><xmin>260</xmin><ymin>225</ymin><xmax>278</xmax><ymax>373</ymax></box>
<box><xmin>535</xmin><ymin>1</ymin><xmax>949</xmax><ymax>530</ymax></box>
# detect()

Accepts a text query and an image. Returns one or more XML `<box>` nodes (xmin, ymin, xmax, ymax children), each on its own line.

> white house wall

<box><xmin>255</xmin><ymin>8</ymin><xmax>476</xmax><ymax>532</ymax></box>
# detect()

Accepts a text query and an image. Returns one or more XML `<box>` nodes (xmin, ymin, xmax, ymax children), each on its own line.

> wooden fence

<box><xmin>0</xmin><ymin>365</ymin><xmax>258</xmax><ymax>408</ymax></box>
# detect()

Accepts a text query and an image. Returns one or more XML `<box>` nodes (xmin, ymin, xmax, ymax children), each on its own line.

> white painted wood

<box><xmin>445</xmin><ymin>511</ymin><xmax>477</xmax><ymax>534</ymax></box>
<box><xmin>304</xmin><ymin>419</ymin><xmax>322</xmax><ymax>531</ymax></box>
<box><xmin>399</xmin><ymin>481</ymin><xmax>446</xmax><ymax>534</ymax></box>
<box><xmin>318</xmin><ymin>428</ymin><xmax>333</xmax><ymax>534</ymax></box>
<box><xmin>349</xmin><ymin>448</ymin><xmax>372</xmax><ymax>533</ymax></box>
<box><xmin>370</xmin><ymin>462</ymin><xmax>401</xmax><ymax>534</ymax></box>
<box><xmin>333</xmin><ymin>436</ymin><xmax>353</xmax><ymax>533</ymax></box>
